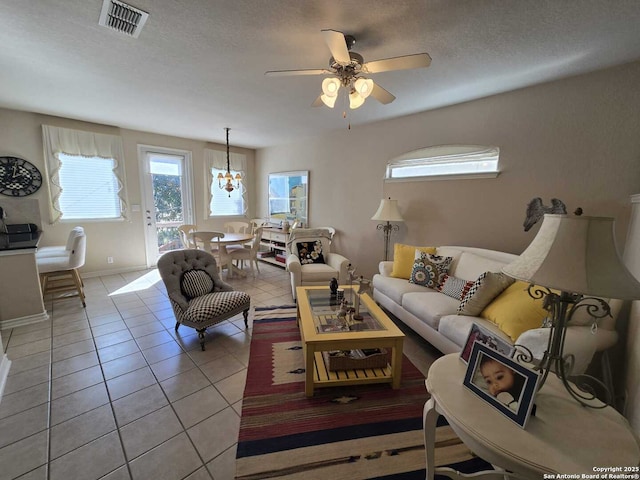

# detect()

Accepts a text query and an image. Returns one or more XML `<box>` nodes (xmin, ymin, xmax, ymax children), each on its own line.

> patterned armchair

<box><xmin>157</xmin><ymin>249</ymin><xmax>251</xmax><ymax>350</ymax></box>
<box><xmin>286</xmin><ymin>228</ymin><xmax>350</xmax><ymax>301</ymax></box>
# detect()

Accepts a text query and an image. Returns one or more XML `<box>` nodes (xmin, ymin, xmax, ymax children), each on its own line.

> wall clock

<box><xmin>0</xmin><ymin>156</ymin><xmax>43</xmax><ymax>197</ymax></box>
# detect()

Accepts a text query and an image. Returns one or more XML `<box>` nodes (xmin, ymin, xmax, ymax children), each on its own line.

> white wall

<box><xmin>0</xmin><ymin>111</ymin><xmax>255</xmax><ymax>274</ymax></box>
<box><xmin>256</xmin><ymin>61</ymin><xmax>640</xmax><ymax>279</ymax></box>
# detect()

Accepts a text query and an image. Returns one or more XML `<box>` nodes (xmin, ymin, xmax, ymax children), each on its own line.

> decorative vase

<box><xmin>329</xmin><ymin>277</ymin><xmax>338</xmax><ymax>295</ymax></box>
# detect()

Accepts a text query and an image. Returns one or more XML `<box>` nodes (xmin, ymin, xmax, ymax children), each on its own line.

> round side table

<box><xmin>424</xmin><ymin>354</ymin><xmax>640</xmax><ymax>479</ymax></box>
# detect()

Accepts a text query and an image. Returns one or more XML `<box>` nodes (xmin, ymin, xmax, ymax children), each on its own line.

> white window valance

<box><xmin>204</xmin><ymin>148</ymin><xmax>247</xmax><ymax>217</ymax></box>
<box><xmin>42</xmin><ymin>125</ymin><xmax>129</xmax><ymax>223</ymax></box>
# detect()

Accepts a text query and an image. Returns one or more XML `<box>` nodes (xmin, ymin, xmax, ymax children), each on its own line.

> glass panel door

<box><xmin>139</xmin><ymin>146</ymin><xmax>194</xmax><ymax>266</ymax></box>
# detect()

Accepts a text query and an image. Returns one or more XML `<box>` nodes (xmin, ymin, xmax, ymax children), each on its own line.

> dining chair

<box><xmin>191</xmin><ymin>231</ymin><xmax>226</xmax><ymax>273</ymax></box>
<box><xmin>177</xmin><ymin>224</ymin><xmax>197</xmax><ymax>248</ymax></box>
<box><xmin>250</xmin><ymin>218</ymin><xmax>269</xmax><ymax>233</ymax></box>
<box><xmin>227</xmin><ymin>226</ymin><xmax>263</xmax><ymax>277</ymax></box>
<box><xmin>223</xmin><ymin>221</ymin><xmax>251</xmax><ymax>233</ymax></box>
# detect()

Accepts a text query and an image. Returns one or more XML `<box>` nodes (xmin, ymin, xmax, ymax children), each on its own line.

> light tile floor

<box><xmin>0</xmin><ymin>262</ymin><xmax>440</xmax><ymax>480</ymax></box>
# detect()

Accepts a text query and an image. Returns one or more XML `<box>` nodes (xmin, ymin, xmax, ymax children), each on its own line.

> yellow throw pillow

<box><xmin>390</xmin><ymin>243</ymin><xmax>437</xmax><ymax>279</ymax></box>
<box><xmin>480</xmin><ymin>281</ymin><xmax>548</xmax><ymax>341</ymax></box>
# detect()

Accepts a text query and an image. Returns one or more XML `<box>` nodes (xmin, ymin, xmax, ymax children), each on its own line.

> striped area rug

<box><xmin>235</xmin><ymin>305</ymin><xmax>492</xmax><ymax>480</ymax></box>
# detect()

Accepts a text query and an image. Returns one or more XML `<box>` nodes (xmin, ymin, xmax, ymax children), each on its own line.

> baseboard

<box><xmin>0</xmin><ymin>311</ymin><xmax>50</xmax><ymax>331</ymax></box>
<box><xmin>0</xmin><ymin>354</ymin><xmax>11</xmax><ymax>404</ymax></box>
<box><xmin>83</xmin><ymin>264</ymin><xmax>150</xmax><ymax>278</ymax></box>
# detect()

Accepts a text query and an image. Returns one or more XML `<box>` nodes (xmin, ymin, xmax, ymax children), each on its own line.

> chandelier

<box><xmin>217</xmin><ymin>127</ymin><xmax>242</xmax><ymax>196</ymax></box>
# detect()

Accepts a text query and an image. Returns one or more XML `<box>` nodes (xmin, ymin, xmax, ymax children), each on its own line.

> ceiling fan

<box><xmin>265</xmin><ymin>29</ymin><xmax>432</xmax><ymax>110</ymax></box>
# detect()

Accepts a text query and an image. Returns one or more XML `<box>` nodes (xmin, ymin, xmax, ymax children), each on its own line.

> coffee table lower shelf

<box><xmin>311</xmin><ymin>351</ymin><xmax>394</xmax><ymax>389</ymax></box>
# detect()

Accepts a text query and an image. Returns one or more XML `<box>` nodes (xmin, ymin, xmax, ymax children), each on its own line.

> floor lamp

<box><xmin>502</xmin><ymin>214</ymin><xmax>640</xmax><ymax>407</ymax></box>
<box><xmin>371</xmin><ymin>198</ymin><xmax>404</xmax><ymax>261</ymax></box>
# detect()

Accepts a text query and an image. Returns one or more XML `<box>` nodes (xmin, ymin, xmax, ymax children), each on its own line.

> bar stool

<box><xmin>36</xmin><ymin>229</ymin><xmax>87</xmax><ymax>307</ymax></box>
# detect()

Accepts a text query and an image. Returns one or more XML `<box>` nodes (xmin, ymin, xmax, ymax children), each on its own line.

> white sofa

<box><xmin>372</xmin><ymin>246</ymin><xmax>619</xmax><ymax>374</ymax></box>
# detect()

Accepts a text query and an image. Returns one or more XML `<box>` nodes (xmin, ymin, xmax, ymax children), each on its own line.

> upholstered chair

<box><xmin>286</xmin><ymin>228</ymin><xmax>350</xmax><ymax>301</ymax></box>
<box><xmin>157</xmin><ymin>249</ymin><xmax>251</xmax><ymax>350</ymax></box>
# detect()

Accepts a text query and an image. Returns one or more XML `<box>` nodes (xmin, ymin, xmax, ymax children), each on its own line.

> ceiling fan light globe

<box><xmin>321</xmin><ymin>77</ymin><xmax>340</xmax><ymax>97</ymax></box>
<box><xmin>321</xmin><ymin>94</ymin><xmax>337</xmax><ymax>108</ymax></box>
<box><xmin>349</xmin><ymin>91</ymin><xmax>365</xmax><ymax>109</ymax></box>
<box><xmin>354</xmin><ymin>78</ymin><xmax>373</xmax><ymax>99</ymax></box>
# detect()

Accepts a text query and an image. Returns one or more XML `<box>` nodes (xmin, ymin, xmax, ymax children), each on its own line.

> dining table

<box><xmin>191</xmin><ymin>231</ymin><xmax>255</xmax><ymax>277</ymax></box>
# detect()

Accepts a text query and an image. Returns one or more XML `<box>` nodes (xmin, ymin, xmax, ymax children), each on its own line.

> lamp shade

<box><xmin>371</xmin><ymin>198</ymin><xmax>404</xmax><ymax>222</ymax></box>
<box><xmin>502</xmin><ymin>214</ymin><xmax>640</xmax><ymax>300</ymax></box>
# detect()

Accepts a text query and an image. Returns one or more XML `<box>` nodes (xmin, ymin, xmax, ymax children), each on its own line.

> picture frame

<box><xmin>460</xmin><ymin>322</ymin><xmax>514</xmax><ymax>364</ymax></box>
<box><xmin>463</xmin><ymin>342</ymin><xmax>540</xmax><ymax>429</ymax></box>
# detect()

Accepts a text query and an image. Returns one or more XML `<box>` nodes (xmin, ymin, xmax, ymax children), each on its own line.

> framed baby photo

<box><xmin>460</xmin><ymin>323</ymin><xmax>514</xmax><ymax>364</ymax></box>
<box><xmin>463</xmin><ymin>342</ymin><xmax>541</xmax><ymax>429</ymax></box>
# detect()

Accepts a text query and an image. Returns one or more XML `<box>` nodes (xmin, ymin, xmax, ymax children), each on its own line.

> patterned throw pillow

<box><xmin>457</xmin><ymin>272</ymin><xmax>515</xmax><ymax>316</ymax></box>
<box><xmin>409</xmin><ymin>253</ymin><xmax>453</xmax><ymax>289</ymax></box>
<box><xmin>437</xmin><ymin>274</ymin><xmax>475</xmax><ymax>300</ymax></box>
<box><xmin>297</xmin><ymin>241</ymin><xmax>325</xmax><ymax>264</ymax></box>
<box><xmin>181</xmin><ymin>269</ymin><xmax>214</xmax><ymax>299</ymax></box>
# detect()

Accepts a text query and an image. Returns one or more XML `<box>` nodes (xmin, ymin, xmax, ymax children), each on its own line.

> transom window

<box><xmin>386</xmin><ymin>145</ymin><xmax>500</xmax><ymax>181</ymax></box>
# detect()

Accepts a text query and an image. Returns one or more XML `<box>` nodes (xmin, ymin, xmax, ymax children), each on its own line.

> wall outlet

<box><xmin>107</xmin><ymin>256</ymin><xmax>114</xmax><ymax>264</ymax></box>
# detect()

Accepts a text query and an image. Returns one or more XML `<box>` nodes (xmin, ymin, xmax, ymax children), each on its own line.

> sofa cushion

<box><xmin>480</xmin><ymin>281</ymin><xmax>547</xmax><ymax>341</ymax></box>
<box><xmin>438</xmin><ymin>274</ymin><xmax>474</xmax><ymax>300</ymax></box>
<box><xmin>390</xmin><ymin>243</ymin><xmax>436</xmax><ymax>279</ymax></box>
<box><xmin>402</xmin><ymin>291</ymin><xmax>460</xmax><ymax>329</ymax></box>
<box><xmin>297</xmin><ymin>241</ymin><xmax>325</xmax><ymax>264</ymax></box>
<box><xmin>300</xmin><ymin>263</ymin><xmax>338</xmax><ymax>282</ymax></box>
<box><xmin>372</xmin><ymin>274</ymin><xmax>431</xmax><ymax>305</ymax></box>
<box><xmin>457</xmin><ymin>272</ymin><xmax>515</xmax><ymax>316</ymax></box>
<box><xmin>438</xmin><ymin>315</ymin><xmax>512</xmax><ymax>349</ymax></box>
<box><xmin>453</xmin><ymin>251</ymin><xmax>508</xmax><ymax>281</ymax></box>
<box><xmin>409</xmin><ymin>253</ymin><xmax>453</xmax><ymax>289</ymax></box>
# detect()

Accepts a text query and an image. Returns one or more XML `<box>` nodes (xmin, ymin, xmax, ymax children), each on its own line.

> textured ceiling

<box><xmin>1</xmin><ymin>0</ymin><xmax>639</xmax><ymax>149</ymax></box>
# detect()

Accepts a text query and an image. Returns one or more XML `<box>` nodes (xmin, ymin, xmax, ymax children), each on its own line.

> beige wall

<box><xmin>0</xmin><ymin>111</ymin><xmax>255</xmax><ymax>274</ymax></box>
<box><xmin>256</xmin><ymin>60</ymin><xmax>640</xmax><ymax>279</ymax></box>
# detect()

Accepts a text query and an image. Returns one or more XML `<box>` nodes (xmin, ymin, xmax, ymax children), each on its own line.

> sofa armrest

<box><xmin>286</xmin><ymin>254</ymin><xmax>301</xmax><ymax>274</ymax></box>
<box><xmin>325</xmin><ymin>253</ymin><xmax>350</xmax><ymax>283</ymax></box>
<box><xmin>515</xmin><ymin>325</ymin><xmax>598</xmax><ymax>375</ymax></box>
<box><xmin>379</xmin><ymin>261</ymin><xmax>393</xmax><ymax>276</ymax></box>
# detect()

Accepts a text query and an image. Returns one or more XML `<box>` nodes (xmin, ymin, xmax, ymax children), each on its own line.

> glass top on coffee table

<box><xmin>304</xmin><ymin>287</ymin><xmax>385</xmax><ymax>333</ymax></box>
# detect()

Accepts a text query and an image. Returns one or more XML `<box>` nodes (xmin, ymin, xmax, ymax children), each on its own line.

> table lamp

<box><xmin>502</xmin><ymin>214</ymin><xmax>640</xmax><ymax>407</ymax></box>
<box><xmin>371</xmin><ymin>197</ymin><xmax>404</xmax><ymax>261</ymax></box>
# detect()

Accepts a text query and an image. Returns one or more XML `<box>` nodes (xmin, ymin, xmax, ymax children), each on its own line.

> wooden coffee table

<box><xmin>296</xmin><ymin>285</ymin><xmax>405</xmax><ymax>397</ymax></box>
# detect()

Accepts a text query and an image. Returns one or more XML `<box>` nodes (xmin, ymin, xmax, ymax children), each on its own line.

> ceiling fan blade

<box><xmin>321</xmin><ymin>29</ymin><xmax>351</xmax><ymax>65</ymax></box>
<box><xmin>311</xmin><ymin>96</ymin><xmax>324</xmax><ymax>107</ymax></box>
<box><xmin>363</xmin><ymin>53</ymin><xmax>432</xmax><ymax>73</ymax></box>
<box><xmin>370</xmin><ymin>83</ymin><xmax>396</xmax><ymax>104</ymax></box>
<box><xmin>265</xmin><ymin>69</ymin><xmax>330</xmax><ymax>77</ymax></box>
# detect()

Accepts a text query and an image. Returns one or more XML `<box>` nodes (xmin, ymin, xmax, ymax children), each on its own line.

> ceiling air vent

<box><xmin>98</xmin><ymin>0</ymin><xmax>149</xmax><ymax>38</ymax></box>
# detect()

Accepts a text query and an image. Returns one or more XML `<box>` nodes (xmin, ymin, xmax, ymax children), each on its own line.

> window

<box><xmin>209</xmin><ymin>167</ymin><xmax>245</xmax><ymax>216</ymax></box>
<box><xmin>386</xmin><ymin>145</ymin><xmax>500</xmax><ymax>181</ymax></box>
<box><xmin>58</xmin><ymin>154</ymin><xmax>121</xmax><ymax>220</ymax></box>
<box><xmin>42</xmin><ymin>125</ymin><xmax>128</xmax><ymax>223</ymax></box>
<box><xmin>204</xmin><ymin>148</ymin><xmax>247</xmax><ymax>217</ymax></box>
